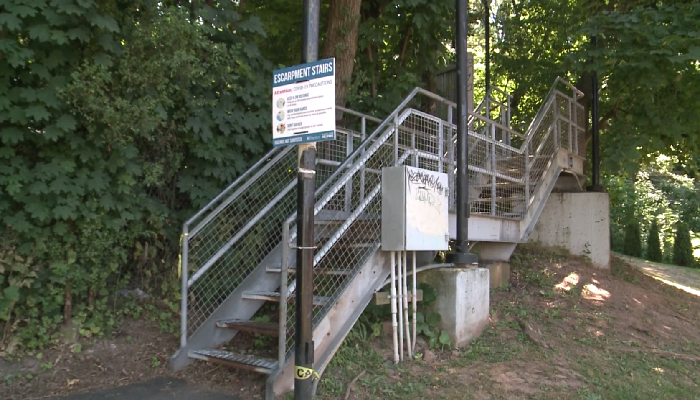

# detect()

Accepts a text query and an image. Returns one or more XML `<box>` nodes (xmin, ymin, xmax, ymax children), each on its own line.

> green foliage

<box><xmin>361</xmin><ymin>282</ymin><xmax>451</xmax><ymax>350</ymax></box>
<box><xmin>673</xmin><ymin>222</ymin><xmax>695</xmax><ymax>268</ymax></box>
<box><xmin>646</xmin><ymin>220</ymin><xmax>662</xmax><ymax>262</ymax></box>
<box><xmin>606</xmin><ymin>156</ymin><xmax>699</xmax><ymax>262</ymax></box>
<box><xmin>0</xmin><ymin>0</ymin><xmax>271</xmax><ymax>350</ymax></box>
<box><xmin>623</xmin><ymin>221</ymin><xmax>642</xmax><ymax>258</ymax></box>
<box><xmin>578</xmin><ymin>2</ymin><xmax>700</xmax><ymax>175</ymax></box>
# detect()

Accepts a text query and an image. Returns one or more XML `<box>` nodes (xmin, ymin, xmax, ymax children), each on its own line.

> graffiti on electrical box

<box><xmin>406</xmin><ymin>169</ymin><xmax>445</xmax><ymax>213</ymax></box>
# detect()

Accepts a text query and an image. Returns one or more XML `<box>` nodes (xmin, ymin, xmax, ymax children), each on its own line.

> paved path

<box><xmin>54</xmin><ymin>377</ymin><xmax>240</xmax><ymax>400</ymax></box>
<box><xmin>615</xmin><ymin>252</ymin><xmax>700</xmax><ymax>297</ymax></box>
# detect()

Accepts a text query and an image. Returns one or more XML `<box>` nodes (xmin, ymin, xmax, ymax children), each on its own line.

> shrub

<box><xmin>646</xmin><ymin>219</ymin><xmax>662</xmax><ymax>262</ymax></box>
<box><xmin>673</xmin><ymin>222</ymin><xmax>695</xmax><ymax>267</ymax></box>
<box><xmin>623</xmin><ymin>220</ymin><xmax>642</xmax><ymax>258</ymax></box>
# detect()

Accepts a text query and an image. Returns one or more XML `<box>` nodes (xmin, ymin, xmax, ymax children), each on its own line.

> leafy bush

<box><xmin>646</xmin><ymin>219</ymin><xmax>662</xmax><ymax>262</ymax></box>
<box><xmin>0</xmin><ymin>1</ymin><xmax>271</xmax><ymax>349</ymax></box>
<box><xmin>673</xmin><ymin>222</ymin><xmax>695</xmax><ymax>267</ymax></box>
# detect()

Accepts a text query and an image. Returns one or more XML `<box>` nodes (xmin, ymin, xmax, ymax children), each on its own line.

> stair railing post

<box><xmin>360</xmin><ymin>117</ymin><xmax>366</xmax><ymax>203</ymax></box>
<box><xmin>524</xmin><ymin>144</ymin><xmax>530</xmax><ymax>212</ymax></box>
<box><xmin>394</xmin><ymin>114</ymin><xmax>399</xmax><ymax>165</ymax></box>
<box><xmin>568</xmin><ymin>96</ymin><xmax>573</xmax><ymax>153</ymax></box>
<box><xmin>296</xmin><ymin>0</ymin><xmax>320</xmax><ymax>398</ymax></box>
<box><xmin>490</xmin><ymin>122</ymin><xmax>497</xmax><ymax>216</ymax></box>
<box><xmin>438</xmin><ymin>119</ymin><xmax>444</xmax><ymax>172</ymax></box>
<box><xmin>553</xmin><ymin>94</ymin><xmax>560</xmax><ymax>150</ymax></box>
<box><xmin>344</xmin><ymin>129</ymin><xmax>354</xmax><ymax>214</ymax></box>
<box><xmin>180</xmin><ymin>224</ymin><xmax>189</xmax><ymax>348</ymax></box>
<box><xmin>447</xmin><ymin>106</ymin><xmax>455</xmax><ymax>210</ymax></box>
<box><xmin>279</xmin><ymin>222</ymin><xmax>290</xmax><ymax>368</ymax></box>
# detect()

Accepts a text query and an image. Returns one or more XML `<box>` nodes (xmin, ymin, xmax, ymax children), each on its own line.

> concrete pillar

<box><xmin>418</xmin><ymin>268</ymin><xmax>489</xmax><ymax>348</ymax></box>
<box><xmin>529</xmin><ymin>192</ymin><xmax>610</xmax><ymax>269</ymax></box>
<box><xmin>483</xmin><ymin>261</ymin><xmax>510</xmax><ymax>289</ymax></box>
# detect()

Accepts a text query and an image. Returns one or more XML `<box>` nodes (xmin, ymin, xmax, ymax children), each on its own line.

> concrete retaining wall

<box><xmin>529</xmin><ymin>192</ymin><xmax>610</xmax><ymax>269</ymax></box>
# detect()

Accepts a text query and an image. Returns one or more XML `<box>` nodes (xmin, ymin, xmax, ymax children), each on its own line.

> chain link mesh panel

<box><xmin>185</xmin><ymin>147</ymin><xmax>298</xmax><ymax>337</ymax></box>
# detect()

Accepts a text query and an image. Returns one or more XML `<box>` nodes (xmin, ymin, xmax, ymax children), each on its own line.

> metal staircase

<box><xmin>170</xmin><ymin>77</ymin><xmax>587</xmax><ymax>399</ymax></box>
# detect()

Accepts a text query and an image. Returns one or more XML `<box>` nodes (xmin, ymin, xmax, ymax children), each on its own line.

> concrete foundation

<box><xmin>418</xmin><ymin>268</ymin><xmax>489</xmax><ymax>348</ymax></box>
<box><xmin>484</xmin><ymin>262</ymin><xmax>510</xmax><ymax>289</ymax></box>
<box><xmin>529</xmin><ymin>192</ymin><xmax>610</xmax><ymax>269</ymax></box>
<box><xmin>473</xmin><ymin>242</ymin><xmax>518</xmax><ymax>262</ymax></box>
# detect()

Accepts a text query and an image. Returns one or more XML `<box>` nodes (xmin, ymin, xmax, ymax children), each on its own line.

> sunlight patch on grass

<box><xmin>644</xmin><ymin>274</ymin><xmax>700</xmax><ymax>297</ymax></box>
<box><xmin>556</xmin><ymin>272</ymin><xmax>579</xmax><ymax>291</ymax></box>
<box><xmin>582</xmin><ymin>283</ymin><xmax>610</xmax><ymax>301</ymax></box>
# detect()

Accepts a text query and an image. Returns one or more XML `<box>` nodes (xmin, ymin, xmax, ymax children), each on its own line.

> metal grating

<box><xmin>189</xmin><ymin>349</ymin><xmax>277</xmax><ymax>372</ymax></box>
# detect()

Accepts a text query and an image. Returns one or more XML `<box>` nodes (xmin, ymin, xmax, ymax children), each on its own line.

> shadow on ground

<box><xmin>53</xmin><ymin>377</ymin><xmax>239</xmax><ymax>400</ymax></box>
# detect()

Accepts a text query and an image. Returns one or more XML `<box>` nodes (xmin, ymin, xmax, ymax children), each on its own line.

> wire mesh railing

<box><xmin>179</xmin><ymin>107</ymin><xmax>382</xmax><ymax>345</ymax></box>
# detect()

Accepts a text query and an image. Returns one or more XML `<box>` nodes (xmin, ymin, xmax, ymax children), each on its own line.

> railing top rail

<box><xmin>336</xmin><ymin>106</ymin><xmax>383</xmax><ymax>124</ymax></box>
<box><xmin>554</xmin><ymin>76</ymin><xmax>584</xmax><ymax>98</ymax></box>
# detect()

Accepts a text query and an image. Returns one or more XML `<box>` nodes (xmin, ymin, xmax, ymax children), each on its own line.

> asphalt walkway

<box><xmin>53</xmin><ymin>377</ymin><xmax>240</xmax><ymax>400</ymax></box>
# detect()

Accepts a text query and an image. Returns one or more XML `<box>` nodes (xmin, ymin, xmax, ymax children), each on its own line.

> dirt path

<box><xmin>614</xmin><ymin>252</ymin><xmax>700</xmax><ymax>297</ymax></box>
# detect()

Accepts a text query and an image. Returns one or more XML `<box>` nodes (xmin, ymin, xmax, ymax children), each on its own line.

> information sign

<box><xmin>271</xmin><ymin>58</ymin><xmax>336</xmax><ymax>147</ymax></box>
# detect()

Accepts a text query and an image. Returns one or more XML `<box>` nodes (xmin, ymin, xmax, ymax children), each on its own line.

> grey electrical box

<box><xmin>381</xmin><ymin>166</ymin><xmax>450</xmax><ymax>251</ymax></box>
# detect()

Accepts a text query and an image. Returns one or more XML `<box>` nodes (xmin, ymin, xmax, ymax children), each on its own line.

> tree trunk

<box><xmin>321</xmin><ymin>0</ymin><xmax>362</xmax><ymax>109</ymax></box>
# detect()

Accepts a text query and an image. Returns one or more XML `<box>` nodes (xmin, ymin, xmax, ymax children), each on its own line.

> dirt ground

<box><xmin>0</xmin><ymin>318</ymin><xmax>268</xmax><ymax>400</ymax></box>
<box><xmin>3</xmin><ymin>245</ymin><xmax>700</xmax><ymax>400</ymax></box>
<box><xmin>317</xmin><ymin>245</ymin><xmax>700</xmax><ymax>399</ymax></box>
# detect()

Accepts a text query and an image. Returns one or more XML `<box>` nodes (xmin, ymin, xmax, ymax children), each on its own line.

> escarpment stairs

<box><xmin>170</xmin><ymin>78</ymin><xmax>587</xmax><ymax>399</ymax></box>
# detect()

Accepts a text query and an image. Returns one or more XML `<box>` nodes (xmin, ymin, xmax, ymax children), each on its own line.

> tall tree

<box><xmin>321</xmin><ymin>0</ymin><xmax>363</xmax><ymax>108</ymax></box>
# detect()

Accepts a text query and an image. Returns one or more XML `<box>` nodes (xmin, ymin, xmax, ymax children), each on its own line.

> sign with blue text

<box><xmin>271</xmin><ymin>58</ymin><xmax>336</xmax><ymax>147</ymax></box>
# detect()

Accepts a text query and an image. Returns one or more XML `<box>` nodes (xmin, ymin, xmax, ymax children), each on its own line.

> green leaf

<box><xmin>438</xmin><ymin>330</ymin><xmax>451</xmax><ymax>346</ymax></box>
<box><xmin>56</xmin><ymin>114</ymin><xmax>77</xmax><ymax>132</ymax></box>
<box><xmin>2</xmin><ymin>286</ymin><xmax>20</xmax><ymax>302</ymax></box>
<box><xmin>89</xmin><ymin>13</ymin><xmax>120</xmax><ymax>33</ymax></box>
<box><xmin>25</xmin><ymin>105</ymin><xmax>50</xmax><ymax>122</ymax></box>
<box><xmin>0</xmin><ymin>14</ymin><xmax>22</xmax><ymax>31</ymax></box>
<box><xmin>5</xmin><ymin>4</ymin><xmax>37</xmax><ymax>18</ymax></box>
<box><xmin>1</xmin><ymin>127</ymin><xmax>25</xmax><ymax>144</ymax></box>
<box><xmin>425</xmin><ymin>311</ymin><xmax>441</xmax><ymax>327</ymax></box>
<box><xmin>26</xmin><ymin>202</ymin><xmax>50</xmax><ymax>222</ymax></box>
<box><xmin>28</xmin><ymin>24</ymin><xmax>52</xmax><ymax>41</ymax></box>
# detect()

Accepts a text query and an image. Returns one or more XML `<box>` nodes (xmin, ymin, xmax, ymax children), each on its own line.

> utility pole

<box><xmin>484</xmin><ymin>0</ymin><xmax>490</xmax><ymax>97</ymax></box>
<box><xmin>447</xmin><ymin>0</ymin><xmax>479</xmax><ymax>266</ymax></box>
<box><xmin>295</xmin><ymin>0</ymin><xmax>320</xmax><ymax>398</ymax></box>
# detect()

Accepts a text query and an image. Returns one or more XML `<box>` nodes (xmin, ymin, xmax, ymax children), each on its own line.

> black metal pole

<box><xmin>484</xmin><ymin>0</ymin><xmax>490</xmax><ymax>96</ymax></box>
<box><xmin>590</xmin><ymin>35</ymin><xmax>602</xmax><ymax>192</ymax></box>
<box><xmin>447</xmin><ymin>0</ymin><xmax>478</xmax><ymax>266</ymax></box>
<box><xmin>295</xmin><ymin>0</ymin><xmax>319</xmax><ymax>398</ymax></box>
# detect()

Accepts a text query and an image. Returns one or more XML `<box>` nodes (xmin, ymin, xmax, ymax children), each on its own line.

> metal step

<box><xmin>266</xmin><ymin>267</ymin><xmax>351</xmax><ymax>276</ymax></box>
<box><xmin>216</xmin><ymin>319</ymin><xmax>280</xmax><ymax>336</ymax></box>
<box><xmin>188</xmin><ymin>349</ymin><xmax>277</xmax><ymax>374</ymax></box>
<box><xmin>243</xmin><ymin>291</ymin><xmax>330</xmax><ymax>306</ymax></box>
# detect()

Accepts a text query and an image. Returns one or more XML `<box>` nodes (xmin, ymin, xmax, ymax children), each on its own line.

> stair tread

<box><xmin>267</xmin><ymin>267</ymin><xmax>351</xmax><ymax>276</ymax></box>
<box><xmin>189</xmin><ymin>349</ymin><xmax>277</xmax><ymax>373</ymax></box>
<box><xmin>243</xmin><ymin>291</ymin><xmax>330</xmax><ymax>306</ymax></box>
<box><xmin>216</xmin><ymin>319</ymin><xmax>280</xmax><ymax>335</ymax></box>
